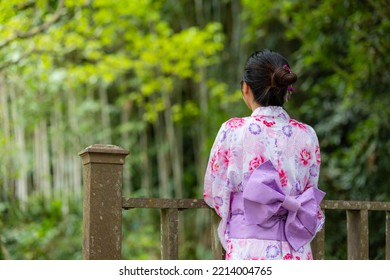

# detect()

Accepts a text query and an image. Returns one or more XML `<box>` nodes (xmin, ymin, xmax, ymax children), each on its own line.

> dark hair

<box><xmin>242</xmin><ymin>50</ymin><xmax>297</xmax><ymax>106</ymax></box>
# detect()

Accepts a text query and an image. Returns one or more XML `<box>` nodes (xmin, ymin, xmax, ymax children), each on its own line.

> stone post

<box><xmin>79</xmin><ymin>144</ymin><xmax>128</xmax><ymax>260</ymax></box>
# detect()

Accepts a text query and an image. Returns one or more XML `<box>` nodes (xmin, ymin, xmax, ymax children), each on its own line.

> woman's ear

<box><xmin>242</xmin><ymin>81</ymin><xmax>249</xmax><ymax>95</ymax></box>
<box><xmin>241</xmin><ymin>81</ymin><xmax>253</xmax><ymax>109</ymax></box>
<box><xmin>242</xmin><ymin>81</ymin><xmax>252</xmax><ymax>99</ymax></box>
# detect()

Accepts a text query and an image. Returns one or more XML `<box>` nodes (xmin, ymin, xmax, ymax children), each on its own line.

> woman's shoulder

<box><xmin>289</xmin><ymin>118</ymin><xmax>316</xmax><ymax>133</ymax></box>
<box><xmin>215</xmin><ymin>116</ymin><xmax>251</xmax><ymax>144</ymax></box>
<box><xmin>222</xmin><ymin>117</ymin><xmax>248</xmax><ymax>130</ymax></box>
<box><xmin>289</xmin><ymin>118</ymin><xmax>319</xmax><ymax>146</ymax></box>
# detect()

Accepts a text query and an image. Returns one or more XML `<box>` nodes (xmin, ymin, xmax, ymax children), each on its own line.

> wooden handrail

<box><xmin>79</xmin><ymin>144</ymin><xmax>390</xmax><ymax>260</ymax></box>
<box><xmin>122</xmin><ymin>198</ymin><xmax>208</xmax><ymax>209</ymax></box>
<box><xmin>123</xmin><ymin>197</ymin><xmax>390</xmax><ymax>211</ymax></box>
<box><xmin>122</xmin><ymin>197</ymin><xmax>390</xmax><ymax>260</ymax></box>
<box><xmin>322</xmin><ymin>200</ymin><xmax>390</xmax><ymax>211</ymax></box>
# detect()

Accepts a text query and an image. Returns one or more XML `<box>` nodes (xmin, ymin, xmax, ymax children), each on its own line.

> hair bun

<box><xmin>273</xmin><ymin>66</ymin><xmax>297</xmax><ymax>87</ymax></box>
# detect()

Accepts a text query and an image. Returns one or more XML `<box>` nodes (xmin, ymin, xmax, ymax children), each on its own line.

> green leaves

<box><xmin>240</xmin><ymin>0</ymin><xmax>390</xmax><ymax>258</ymax></box>
<box><xmin>241</xmin><ymin>0</ymin><xmax>390</xmax><ymax>201</ymax></box>
<box><xmin>4</xmin><ymin>0</ymin><xmax>389</xmax><ymax>260</ymax></box>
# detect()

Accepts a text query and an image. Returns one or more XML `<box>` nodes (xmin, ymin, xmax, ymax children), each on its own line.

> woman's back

<box><xmin>203</xmin><ymin>50</ymin><xmax>325</xmax><ymax>260</ymax></box>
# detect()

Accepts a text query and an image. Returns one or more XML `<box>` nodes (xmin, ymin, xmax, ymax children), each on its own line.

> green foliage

<box><xmin>0</xmin><ymin>195</ymin><xmax>165</xmax><ymax>260</ymax></box>
<box><xmin>0</xmin><ymin>0</ymin><xmax>227</xmax><ymax>260</ymax></box>
<box><xmin>243</xmin><ymin>0</ymin><xmax>390</xmax><ymax>201</ymax></box>
<box><xmin>242</xmin><ymin>0</ymin><xmax>390</xmax><ymax>259</ymax></box>
<box><xmin>0</xmin><ymin>196</ymin><xmax>82</xmax><ymax>259</ymax></box>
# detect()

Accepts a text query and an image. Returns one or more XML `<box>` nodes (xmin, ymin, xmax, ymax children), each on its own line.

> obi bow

<box><xmin>243</xmin><ymin>160</ymin><xmax>325</xmax><ymax>251</ymax></box>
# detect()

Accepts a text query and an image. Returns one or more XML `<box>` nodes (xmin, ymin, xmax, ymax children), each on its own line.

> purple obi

<box><xmin>228</xmin><ymin>160</ymin><xmax>325</xmax><ymax>251</ymax></box>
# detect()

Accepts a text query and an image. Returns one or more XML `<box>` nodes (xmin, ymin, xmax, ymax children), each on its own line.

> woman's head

<box><xmin>241</xmin><ymin>50</ymin><xmax>297</xmax><ymax>107</ymax></box>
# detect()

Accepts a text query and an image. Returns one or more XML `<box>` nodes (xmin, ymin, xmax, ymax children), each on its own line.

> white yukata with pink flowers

<box><xmin>203</xmin><ymin>106</ymin><xmax>324</xmax><ymax>260</ymax></box>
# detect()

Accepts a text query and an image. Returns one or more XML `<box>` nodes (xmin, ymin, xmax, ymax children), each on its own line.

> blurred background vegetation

<box><xmin>0</xmin><ymin>0</ymin><xmax>389</xmax><ymax>260</ymax></box>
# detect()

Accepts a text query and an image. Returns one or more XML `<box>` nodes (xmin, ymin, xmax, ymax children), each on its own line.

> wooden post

<box><xmin>79</xmin><ymin>144</ymin><xmax>128</xmax><ymax>260</ymax></box>
<box><xmin>346</xmin><ymin>209</ymin><xmax>369</xmax><ymax>259</ymax></box>
<box><xmin>312</xmin><ymin>212</ymin><xmax>326</xmax><ymax>260</ymax></box>
<box><xmin>211</xmin><ymin>211</ymin><xmax>224</xmax><ymax>260</ymax></box>
<box><xmin>161</xmin><ymin>208</ymin><xmax>179</xmax><ymax>260</ymax></box>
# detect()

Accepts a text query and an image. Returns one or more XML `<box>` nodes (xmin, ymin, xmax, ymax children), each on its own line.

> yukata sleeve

<box><xmin>203</xmin><ymin>121</ymin><xmax>242</xmax><ymax>250</ymax></box>
<box><xmin>203</xmin><ymin>123</ymin><xmax>231</xmax><ymax>217</ymax></box>
<box><xmin>307</xmin><ymin>128</ymin><xmax>325</xmax><ymax>233</ymax></box>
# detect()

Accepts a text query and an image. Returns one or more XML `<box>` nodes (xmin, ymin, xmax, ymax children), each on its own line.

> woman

<box><xmin>203</xmin><ymin>50</ymin><xmax>325</xmax><ymax>260</ymax></box>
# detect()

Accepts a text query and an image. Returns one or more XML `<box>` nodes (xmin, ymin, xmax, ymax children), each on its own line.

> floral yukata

<box><xmin>204</xmin><ymin>106</ymin><xmax>325</xmax><ymax>260</ymax></box>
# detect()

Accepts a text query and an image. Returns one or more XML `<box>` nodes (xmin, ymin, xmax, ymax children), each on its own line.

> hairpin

<box><xmin>282</xmin><ymin>64</ymin><xmax>295</xmax><ymax>102</ymax></box>
<box><xmin>283</xmin><ymin>64</ymin><xmax>292</xmax><ymax>73</ymax></box>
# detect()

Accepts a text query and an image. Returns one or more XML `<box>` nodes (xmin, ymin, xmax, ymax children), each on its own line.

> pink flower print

<box><xmin>303</xmin><ymin>180</ymin><xmax>312</xmax><ymax>192</ymax></box>
<box><xmin>214</xmin><ymin>204</ymin><xmax>221</xmax><ymax>217</ymax></box>
<box><xmin>279</xmin><ymin>169</ymin><xmax>288</xmax><ymax>187</ymax></box>
<box><xmin>249</xmin><ymin>156</ymin><xmax>265</xmax><ymax>171</ymax></box>
<box><xmin>226</xmin><ymin>118</ymin><xmax>245</xmax><ymax>128</ymax></box>
<box><xmin>283</xmin><ymin>253</ymin><xmax>293</xmax><ymax>260</ymax></box>
<box><xmin>289</xmin><ymin>119</ymin><xmax>307</xmax><ymax>130</ymax></box>
<box><xmin>295</xmin><ymin>256</ymin><xmax>301</xmax><ymax>260</ymax></box>
<box><xmin>254</xmin><ymin>116</ymin><xmax>265</xmax><ymax>122</ymax></box>
<box><xmin>299</xmin><ymin>148</ymin><xmax>312</xmax><ymax>166</ymax></box>
<box><xmin>210</xmin><ymin>155</ymin><xmax>220</xmax><ymax>172</ymax></box>
<box><xmin>306</xmin><ymin>252</ymin><xmax>313</xmax><ymax>260</ymax></box>
<box><xmin>263</xmin><ymin>120</ymin><xmax>276</xmax><ymax>127</ymax></box>
<box><xmin>315</xmin><ymin>145</ymin><xmax>321</xmax><ymax>164</ymax></box>
<box><xmin>222</xmin><ymin>149</ymin><xmax>231</xmax><ymax>167</ymax></box>
<box><xmin>226</xmin><ymin>240</ymin><xmax>234</xmax><ymax>260</ymax></box>
<box><xmin>317</xmin><ymin>209</ymin><xmax>323</xmax><ymax>220</ymax></box>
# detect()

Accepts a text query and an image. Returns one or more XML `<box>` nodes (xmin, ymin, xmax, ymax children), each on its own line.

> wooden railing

<box><xmin>79</xmin><ymin>144</ymin><xmax>390</xmax><ymax>260</ymax></box>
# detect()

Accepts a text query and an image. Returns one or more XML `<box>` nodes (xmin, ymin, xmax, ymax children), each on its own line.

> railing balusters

<box><xmin>347</xmin><ymin>209</ymin><xmax>369</xmax><ymax>259</ymax></box>
<box><xmin>80</xmin><ymin>145</ymin><xmax>390</xmax><ymax>260</ymax></box>
<box><xmin>312</xmin><ymin>212</ymin><xmax>326</xmax><ymax>260</ymax></box>
<box><xmin>161</xmin><ymin>208</ymin><xmax>179</xmax><ymax>260</ymax></box>
<box><xmin>211</xmin><ymin>211</ymin><xmax>224</xmax><ymax>260</ymax></box>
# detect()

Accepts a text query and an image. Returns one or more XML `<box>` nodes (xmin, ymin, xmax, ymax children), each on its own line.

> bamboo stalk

<box><xmin>10</xmin><ymin>84</ymin><xmax>28</xmax><ymax>209</ymax></box>
<box><xmin>163</xmin><ymin>91</ymin><xmax>183</xmax><ymax>198</ymax></box>
<box><xmin>68</xmin><ymin>91</ymin><xmax>82</xmax><ymax>199</ymax></box>
<box><xmin>154</xmin><ymin>114</ymin><xmax>170</xmax><ymax>198</ymax></box>
<box><xmin>140</xmin><ymin>106</ymin><xmax>151</xmax><ymax>197</ymax></box>
<box><xmin>99</xmin><ymin>83</ymin><xmax>112</xmax><ymax>144</ymax></box>
<box><xmin>121</xmin><ymin>98</ymin><xmax>132</xmax><ymax>196</ymax></box>
<box><xmin>0</xmin><ymin>74</ymin><xmax>11</xmax><ymax>200</ymax></box>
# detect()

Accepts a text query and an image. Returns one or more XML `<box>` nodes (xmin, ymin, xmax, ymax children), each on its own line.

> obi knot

<box><xmin>242</xmin><ymin>160</ymin><xmax>326</xmax><ymax>251</ymax></box>
<box><xmin>282</xmin><ymin>196</ymin><xmax>301</xmax><ymax>212</ymax></box>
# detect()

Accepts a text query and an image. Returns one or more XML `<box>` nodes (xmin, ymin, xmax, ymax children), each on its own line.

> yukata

<box><xmin>203</xmin><ymin>106</ymin><xmax>325</xmax><ymax>260</ymax></box>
